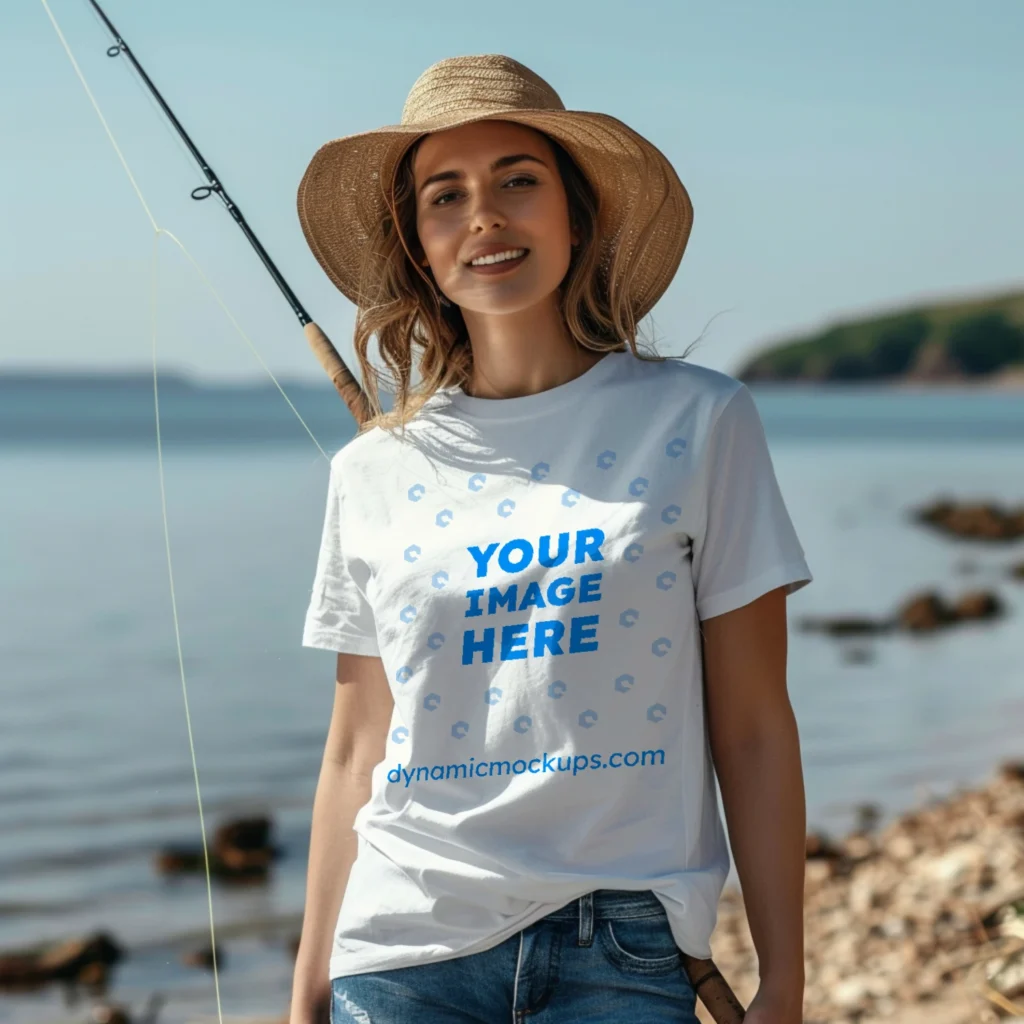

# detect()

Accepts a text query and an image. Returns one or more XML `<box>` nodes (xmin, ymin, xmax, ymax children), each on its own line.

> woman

<box><xmin>292</xmin><ymin>54</ymin><xmax>811</xmax><ymax>1024</ymax></box>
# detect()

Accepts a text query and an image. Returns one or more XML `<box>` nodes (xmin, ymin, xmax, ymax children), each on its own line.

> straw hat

<box><xmin>297</xmin><ymin>54</ymin><xmax>693</xmax><ymax>320</ymax></box>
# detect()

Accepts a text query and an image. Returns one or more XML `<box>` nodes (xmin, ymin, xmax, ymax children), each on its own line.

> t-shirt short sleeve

<box><xmin>301</xmin><ymin>460</ymin><xmax>380</xmax><ymax>656</ymax></box>
<box><xmin>691</xmin><ymin>383</ymin><xmax>812</xmax><ymax>621</ymax></box>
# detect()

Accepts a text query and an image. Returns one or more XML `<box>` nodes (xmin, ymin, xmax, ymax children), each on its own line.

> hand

<box><xmin>741</xmin><ymin>983</ymin><xmax>804</xmax><ymax>1024</ymax></box>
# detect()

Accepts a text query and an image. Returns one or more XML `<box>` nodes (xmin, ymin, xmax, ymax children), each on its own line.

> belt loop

<box><xmin>578</xmin><ymin>891</ymin><xmax>594</xmax><ymax>946</ymax></box>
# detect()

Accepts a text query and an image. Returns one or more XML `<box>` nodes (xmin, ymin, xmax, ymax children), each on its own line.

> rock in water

<box><xmin>897</xmin><ymin>591</ymin><xmax>952</xmax><ymax>631</ymax></box>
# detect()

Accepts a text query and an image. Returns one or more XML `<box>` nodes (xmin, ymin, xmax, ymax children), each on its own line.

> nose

<box><xmin>467</xmin><ymin>191</ymin><xmax>507</xmax><ymax>233</ymax></box>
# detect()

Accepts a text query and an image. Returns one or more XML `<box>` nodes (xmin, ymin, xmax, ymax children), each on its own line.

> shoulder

<box><xmin>616</xmin><ymin>351</ymin><xmax>745</xmax><ymax>417</ymax></box>
<box><xmin>326</xmin><ymin>408</ymin><xmax>439</xmax><ymax>493</ymax></box>
<box><xmin>327</xmin><ymin>424</ymin><xmax>393</xmax><ymax>488</ymax></box>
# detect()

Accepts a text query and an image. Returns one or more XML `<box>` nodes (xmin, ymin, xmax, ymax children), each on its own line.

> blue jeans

<box><xmin>330</xmin><ymin>888</ymin><xmax>698</xmax><ymax>1023</ymax></box>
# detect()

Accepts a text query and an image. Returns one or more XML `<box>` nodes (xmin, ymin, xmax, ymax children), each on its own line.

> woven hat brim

<box><xmin>296</xmin><ymin>108</ymin><xmax>693</xmax><ymax>321</ymax></box>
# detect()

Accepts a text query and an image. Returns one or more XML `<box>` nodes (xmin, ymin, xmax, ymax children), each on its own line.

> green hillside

<box><xmin>737</xmin><ymin>286</ymin><xmax>1024</xmax><ymax>383</ymax></box>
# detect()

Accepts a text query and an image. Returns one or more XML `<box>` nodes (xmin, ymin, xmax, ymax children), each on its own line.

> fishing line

<box><xmin>37</xmin><ymin>0</ymin><xmax>330</xmax><ymax>458</ymax></box>
<box><xmin>37</xmin><ymin>2</ymin><xmax>337</xmax><ymax>1021</ymax></box>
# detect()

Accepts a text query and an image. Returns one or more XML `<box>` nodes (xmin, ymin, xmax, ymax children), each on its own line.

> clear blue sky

<box><xmin>3</xmin><ymin>0</ymin><xmax>1022</xmax><ymax>382</ymax></box>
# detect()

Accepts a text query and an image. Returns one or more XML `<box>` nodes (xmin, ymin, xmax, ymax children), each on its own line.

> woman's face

<box><xmin>412</xmin><ymin>120</ymin><xmax>578</xmax><ymax>316</ymax></box>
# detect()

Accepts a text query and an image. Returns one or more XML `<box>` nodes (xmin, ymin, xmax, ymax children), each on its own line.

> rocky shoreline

<box><xmin>5</xmin><ymin>762</ymin><xmax>1021</xmax><ymax>1024</ymax></box>
<box><xmin>698</xmin><ymin>761</ymin><xmax>1024</xmax><ymax>1023</ymax></box>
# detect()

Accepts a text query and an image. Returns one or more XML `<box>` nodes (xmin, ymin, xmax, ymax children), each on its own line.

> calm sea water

<box><xmin>1</xmin><ymin>383</ymin><xmax>1022</xmax><ymax>1024</ymax></box>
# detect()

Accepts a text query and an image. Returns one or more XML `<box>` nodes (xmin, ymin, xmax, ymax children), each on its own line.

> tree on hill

<box><xmin>946</xmin><ymin>312</ymin><xmax>1024</xmax><ymax>375</ymax></box>
<box><xmin>872</xmin><ymin>315</ymin><xmax>930</xmax><ymax>375</ymax></box>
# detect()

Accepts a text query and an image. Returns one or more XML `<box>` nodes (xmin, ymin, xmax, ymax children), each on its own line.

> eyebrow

<box><xmin>418</xmin><ymin>153</ymin><xmax>548</xmax><ymax>195</ymax></box>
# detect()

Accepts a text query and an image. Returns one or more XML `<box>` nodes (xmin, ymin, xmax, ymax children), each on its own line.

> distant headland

<box><xmin>737</xmin><ymin>286</ymin><xmax>1024</xmax><ymax>387</ymax></box>
<box><xmin>0</xmin><ymin>369</ymin><xmax>330</xmax><ymax>393</ymax></box>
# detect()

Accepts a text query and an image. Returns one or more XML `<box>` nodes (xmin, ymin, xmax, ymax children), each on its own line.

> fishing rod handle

<box><xmin>304</xmin><ymin>322</ymin><xmax>372</xmax><ymax>427</ymax></box>
<box><xmin>681</xmin><ymin>954</ymin><xmax>747</xmax><ymax>1023</ymax></box>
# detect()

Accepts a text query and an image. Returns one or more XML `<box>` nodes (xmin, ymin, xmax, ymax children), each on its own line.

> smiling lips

<box><xmin>466</xmin><ymin>248</ymin><xmax>529</xmax><ymax>275</ymax></box>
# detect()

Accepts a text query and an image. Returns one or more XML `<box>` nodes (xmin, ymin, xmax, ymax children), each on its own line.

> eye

<box><xmin>430</xmin><ymin>174</ymin><xmax>538</xmax><ymax>206</ymax></box>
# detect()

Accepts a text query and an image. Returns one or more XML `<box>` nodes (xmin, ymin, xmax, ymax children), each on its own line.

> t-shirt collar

<box><xmin>443</xmin><ymin>350</ymin><xmax>627</xmax><ymax>422</ymax></box>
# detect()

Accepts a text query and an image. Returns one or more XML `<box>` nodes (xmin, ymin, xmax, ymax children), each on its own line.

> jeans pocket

<box><xmin>598</xmin><ymin>914</ymin><xmax>683</xmax><ymax>976</ymax></box>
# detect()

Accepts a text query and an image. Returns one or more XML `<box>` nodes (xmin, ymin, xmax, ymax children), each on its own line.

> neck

<box><xmin>459</xmin><ymin>295</ymin><xmax>606</xmax><ymax>400</ymax></box>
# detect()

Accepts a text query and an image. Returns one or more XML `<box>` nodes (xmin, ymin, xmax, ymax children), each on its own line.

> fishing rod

<box><xmin>86</xmin><ymin>0</ymin><xmax>370</xmax><ymax>425</ymax></box>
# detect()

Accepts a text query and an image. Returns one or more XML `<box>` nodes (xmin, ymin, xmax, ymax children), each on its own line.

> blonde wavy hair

<box><xmin>350</xmin><ymin>125</ymin><xmax>676</xmax><ymax>437</ymax></box>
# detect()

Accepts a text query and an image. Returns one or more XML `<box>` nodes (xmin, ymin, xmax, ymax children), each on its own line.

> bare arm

<box><xmin>289</xmin><ymin>651</ymin><xmax>394</xmax><ymax>1024</ymax></box>
<box><xmin>701</xmin><ymin>586</ymin><xmax>806</xmax><ymax>1018</ymax></box>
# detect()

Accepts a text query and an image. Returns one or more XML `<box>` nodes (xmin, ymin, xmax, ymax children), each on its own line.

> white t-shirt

<box><xmin>302</xmin><ymin>349</ymin><xmax>812</xmax><ymax>979</ymax></box>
